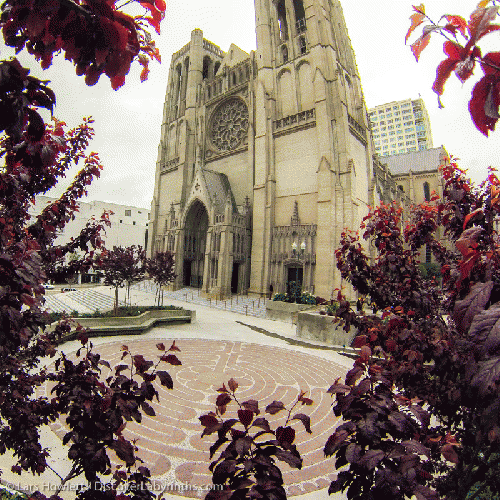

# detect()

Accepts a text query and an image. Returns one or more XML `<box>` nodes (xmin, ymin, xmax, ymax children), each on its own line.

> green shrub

<box><xmin>298</xmin><ymin>291</ymin><xmax>316</xmax><ymax>305</ymax></box>
<box><xmin>272</xmin><ymin>293</ymin><xmax>290</xmax><ymax>302</ymax></box>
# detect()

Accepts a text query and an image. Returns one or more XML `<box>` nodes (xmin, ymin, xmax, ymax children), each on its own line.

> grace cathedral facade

<box><xmin>147</xmin><ymin>0</ymin><xmax>403</xmax><ymax>299</ymax></box>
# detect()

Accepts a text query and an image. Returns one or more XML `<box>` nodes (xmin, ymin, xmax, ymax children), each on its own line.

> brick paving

<box><xmin>40</xmin><ymin>338</ymin><xmax>348</xmax><ymax>498</ymax></box>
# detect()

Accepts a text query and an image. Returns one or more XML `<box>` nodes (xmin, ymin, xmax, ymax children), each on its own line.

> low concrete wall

<box><xmin>266</xmin><ymin>301</ymin><xmax>315</xmax><ymax>323</ymax></box>
<box><xmin>296</xmin><ymin>311</ymin><xmax>356</xmax><ymax>346</ymax></box>
<box><xmin>51</xmin><ymin>309</ymin><xmax>195</xmax><ymax>340</ymax></box>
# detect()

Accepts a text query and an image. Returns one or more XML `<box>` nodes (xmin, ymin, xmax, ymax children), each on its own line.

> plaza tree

<box><xmin>146</xmin><ymin>250</ymin><xmax>176</xmax><ymax>306</ymax></box>
<box><xmin>97</xmin><ymin>245</ymin><xmax>147</xmax><ymax>311</ymax></box>
<box><xmin>0</xmin><ymin>1</ymin><xmax>185</xmax><ymax>499</ymax></box>
<box><xmin>324</xmin><ymin>159</ymin><xmax>500</xmax><ymax>500</ymax></box>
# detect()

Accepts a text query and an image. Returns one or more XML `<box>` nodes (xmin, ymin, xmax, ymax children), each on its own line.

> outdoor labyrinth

<box><xmin>49</xmin><ymin>339</ymin><xmax>348</xmax><ymax>498</ymax></box>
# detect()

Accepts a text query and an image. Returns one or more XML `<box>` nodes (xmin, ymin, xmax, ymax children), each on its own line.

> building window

<box><xmin>423</xmin><ymin>182</ymin><xmax>430</xmax><ymax>201</ymax></box>
<box><xmin>298</xmin><ymin>35</ymin><xmax>307</xmax><ymax>54</ymax></box>
<box><xmin>133</xmin><ymin>221</ymin><xmax>136</xmax><ymax>225</ymax></box>
<box><xmin>120</xmin><ymin>219</ymin><xmax>123</xmax><ymax>223</ymax></box>
<box><xmin>281</xmin><ymin>44</ymin><xmax>288</xmax><ymax>63</ymax></box>
<box><xmin>125</xmin><ymin>210</ymin><xmax>131</xmax><ymax>216</ymax></box>
<box><xmin>277</xmin><ymin>0</ymin><xmax>288</xmax><ymax>41</ymax></box>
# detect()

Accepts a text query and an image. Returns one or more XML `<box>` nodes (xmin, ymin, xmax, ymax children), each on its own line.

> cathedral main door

<box><xmin>183</xmin><ymin>201</ymin><xmax>208</xmax><ymax>288</ymax></box>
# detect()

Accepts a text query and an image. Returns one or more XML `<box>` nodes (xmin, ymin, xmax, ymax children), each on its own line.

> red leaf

<box><xmin>463</xmin><ymin>207</ymin><xmax>484</xmax><ymax>229</ymax></box>
<box><xmin>432</xmin><ymin>41</ymin><xmax>463</xmax><ymax>97</ymax></box>
<box><xmin>353</xmin><ymin>335</ymin><xmax>367</xmax><ymax>348</ymax></box>
<box><xmin>469</xmin><ymin>75</ymin><xmax>500</xmax><ymax>135</ymax></box>
<box><xmin>411</xmin><ymin>32</ymin><xmax>431</xmax><ymax>61</ymax></box>
<box><xmin>441</xmin><ymin>443</ymin><xmax>459</xmax><ymax>463</ymax></box>
<box><xmin>445</xmin><ymin>15</ymin><xmax>468</xmax><ymax>37</ymax></box>
<box><xmin>468</xmin><ymin>5</ymin><xmax>499</xmax><ymax>43</ymax></box>
<box><xmin>156</xmin><ymin>342</ymin><xmax>165</xmax><ymax>351</ymax></box>
<box><xmin>456</xmin><ymin>227</ymin><xmax>482</xmax><ymax>257</ymax></box>
<box><xmin>110</xmin><ymin>73</ymin><xmax>126</xmax><ymax>91</ymax></box>
<box><xmin>406</xmin><ymin>4</ymin><xmax>426</xmax><ymax>43</ymax></box>
<box><xmin>155</xmin><ymin>0</ymin><xmax>166</xmax><ymax>12</ymax></box>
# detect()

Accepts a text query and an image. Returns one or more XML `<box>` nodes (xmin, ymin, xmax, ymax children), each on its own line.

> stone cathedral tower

<box><xmin>148</xmin><ymin>0</ymin><xmax>375</xmax><ymax>300</ymax></box>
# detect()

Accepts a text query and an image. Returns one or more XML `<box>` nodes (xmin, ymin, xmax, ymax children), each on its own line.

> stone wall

<box><xmin>296</xmin><ymin>311</ymin><xmax>356</xmax><ymax>346</ymax></box>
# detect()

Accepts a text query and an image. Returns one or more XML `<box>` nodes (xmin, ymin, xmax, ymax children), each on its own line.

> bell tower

<box><xmin>250</xmin><ymin>0</ymin><xmax>374</xmax><ymax>299</ymax></box>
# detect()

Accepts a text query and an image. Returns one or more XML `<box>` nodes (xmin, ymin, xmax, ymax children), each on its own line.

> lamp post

<box><xmin>300</xmin><ymin>241</ymin><xmax>306</xmax><ymax>256</ymax></box>
<box><xmin>291</xmin><ymin>241</ymin><xmax>297</xmax><ymax>256</ymax></box>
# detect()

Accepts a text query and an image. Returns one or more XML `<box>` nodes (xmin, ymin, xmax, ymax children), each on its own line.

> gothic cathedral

<box><xmin>147</xmin><ymin>0</ymin><xmax>377</xmax><ymax>299</ymax></box>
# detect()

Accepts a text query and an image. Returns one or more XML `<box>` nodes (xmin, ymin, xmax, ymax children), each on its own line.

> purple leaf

<box><xmin>324</xmin><ymin>430</ymin><xmax>349</xmax><ymax>456</ymax></box>
<box><xmin>242</xmin><ymin>399</ymin><xmax>260</xmax><ymax>415</ymax></box>
<box><xmin>156</xmin><ymin>370</ymin><xmax>173</xmax><ymax>389</ymax></box>
<box><xmin>358</xmin><ymin>449</ymin><xmax>385</xmax><ymax>470</ymax></box>
<box><xmin>453</xmin><ymin>281</ymin><xmax>493</xmax><ymax>334</ymax></box>
<box><xmin>292</xmin><ymin>413</ymin><xmax>312</xmax><ymax>433</ymax></box>
<box><xmin>471</xmin><ymin>356</ymin><xmax>500</xmax><ymax>396</ymax></box>
<box><xmin>265</xmin><ymin>400</ymin><xmax>285</xmax><ymax>415</ymax></box>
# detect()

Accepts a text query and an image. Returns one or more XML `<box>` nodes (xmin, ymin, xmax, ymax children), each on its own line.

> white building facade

<box><xmin>30</xmin><ymin>196</ymin><xmax>150</xmax><ymax>251</ymax></box>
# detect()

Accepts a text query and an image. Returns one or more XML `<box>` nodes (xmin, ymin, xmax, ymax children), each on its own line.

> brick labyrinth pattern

<box><xmin>47</xmin><ymin>340</ymin><xmax>347</xmax><ymax>497</ymax></box>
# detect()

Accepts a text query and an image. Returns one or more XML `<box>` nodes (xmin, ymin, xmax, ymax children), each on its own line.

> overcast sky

<box><xmin>2</xmin><ymin>0</ymin><xmax>498</xmax><ymax>209</ymax></box>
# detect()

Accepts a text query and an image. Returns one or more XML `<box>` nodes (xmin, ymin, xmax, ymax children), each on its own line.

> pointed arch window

<box><xmin>277</xmin><ymin>0</ymin><xmax>289</xmax><ymax>41</ymax></box>
<box><xmin>423</xmin><ymin>181</ymin><xmax>430</xmax><ymax>201</ymax></box>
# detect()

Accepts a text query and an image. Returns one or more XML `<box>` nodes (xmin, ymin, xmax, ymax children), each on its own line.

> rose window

<box><xmin>210</xmin><ymin>99</ymin><xmax>249</xmax><ymax>151</ymax></box>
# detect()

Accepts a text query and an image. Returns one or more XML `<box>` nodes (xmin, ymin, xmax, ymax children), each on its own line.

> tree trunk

<box><xmin>114</xmin><ymin>286</ymin><xmax>119</xmax><ymax>316</ymax></box>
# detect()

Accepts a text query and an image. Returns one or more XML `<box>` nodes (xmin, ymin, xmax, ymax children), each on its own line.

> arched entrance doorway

<box><xmin>183</xmin><ymin>201</ymin><xmax>208</xmax><ymax>288</ymax></box>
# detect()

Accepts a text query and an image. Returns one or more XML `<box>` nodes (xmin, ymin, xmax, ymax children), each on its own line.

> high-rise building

<box><xmin>147</xmin><ymin>1</ymin><xmax>408</xmax><ymax>299</ymax></box>
<box><xmin>368</xmin><ymin>98</ymin><xmax>433</xmax><ymax>157</ymax></box>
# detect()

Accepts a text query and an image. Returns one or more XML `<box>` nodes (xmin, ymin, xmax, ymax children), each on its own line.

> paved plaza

<box><xmin>1</xmin><ymin>283</ymin><xmax>353</xmax><ymax>499</ymax></box>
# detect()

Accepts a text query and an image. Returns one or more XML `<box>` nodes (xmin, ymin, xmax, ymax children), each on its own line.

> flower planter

<box><xmin>296</xmin><ymin>311</ymin><xmax>356</xmax><ymax>346</ymax></box>
<box><xmin>49</xmin><ymin>309</ymin><xmax>195</xmax><ymax>340</ymax></box>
